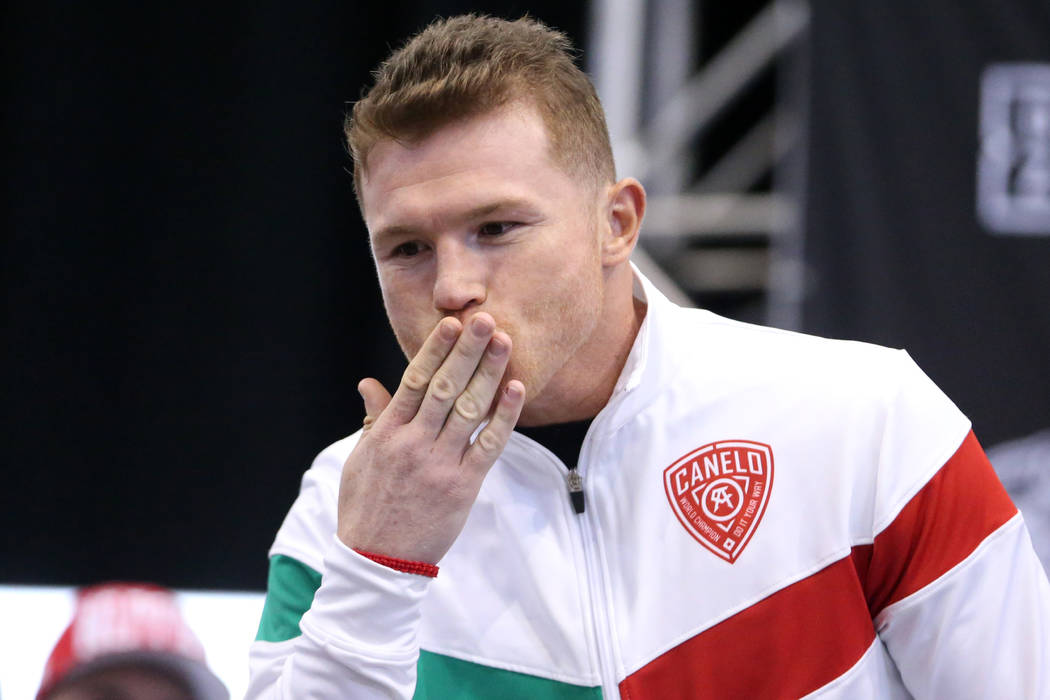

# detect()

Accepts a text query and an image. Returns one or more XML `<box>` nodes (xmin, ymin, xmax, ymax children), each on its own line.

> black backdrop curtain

<box><xmin>2</xmin><ymin>2</ymin><xmax>586</xmax><ymax>589</ymax></box>
<box><xmin>10</xmin><ymin>0</ymin><xmax>1047</xmax><ymax>592</ymax></box>
<box><xmin>802</xmin><ymin>1</ymin><xmax>1050</xmax><ymax>448</ymax></box>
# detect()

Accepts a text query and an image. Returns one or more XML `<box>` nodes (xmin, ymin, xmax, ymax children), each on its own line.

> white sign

<box><xmin>977</xmin><ymin>63</ymin><xmax>1050</xmax><ymax>236</ymax></box>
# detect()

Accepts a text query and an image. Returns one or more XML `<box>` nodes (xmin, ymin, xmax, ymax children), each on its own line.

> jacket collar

<box><xmin>592</xmin><ymin>264</ymin><xmax>685</xmax><ymax>437</ymax></box>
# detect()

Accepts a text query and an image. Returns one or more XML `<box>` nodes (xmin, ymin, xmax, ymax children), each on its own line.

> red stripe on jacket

<box><xmin>852</xmin><ymin>430</ymin><xmax>1017</xmax><ymax>617</ymax></box>
<box><xmin>619</xmin><ymin>555</ymin><xmax>875</xmax><ymax>699</ymax></box>
<box><xmin>619</xmin><ymin>431</ymin><xmax>1017</xmax><ymax>699</ymax></box>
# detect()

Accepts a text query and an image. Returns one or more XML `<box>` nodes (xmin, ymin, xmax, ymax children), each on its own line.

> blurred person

<box><xmin>38</xmin><ymin>583</ymin><xmax>228</xmax><ymax>700</ymax></box>
<box><xmin>248</xmin><ymin>14</ymin><xmax>1050</xmax><ymax>699</ymax></box>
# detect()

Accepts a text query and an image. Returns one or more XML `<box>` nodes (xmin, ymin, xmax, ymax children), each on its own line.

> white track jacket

<box><xmin>247</xmin><ymin>272</ymin><xmax>1050</xmax><ymax>699</ymax></box>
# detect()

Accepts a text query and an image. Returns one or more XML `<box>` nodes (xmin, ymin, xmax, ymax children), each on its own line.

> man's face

<box><xmin>360</xmin><ymin>102</ymin><xmax>608</xmax><ymax>408</ymax></box>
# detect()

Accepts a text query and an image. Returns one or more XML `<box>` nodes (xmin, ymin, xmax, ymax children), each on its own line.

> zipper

<box><xmin>511</xmin><ymin>431</ymin><xmax>619</xmax><ymax>698</ymax></box>
<box><xmin>566</xmin><ymin>467</ymin><xmax>586</xmax><ymax>513</ymax></box>
<box><xmin>577</xmin><ymin>506</ymin><xmax>620</xmax><ymax>699</ymax></box>
<box><xmin>574</xmin><ymin>425</ymin><xmax>620</xmax><ymax>700</ymax></box>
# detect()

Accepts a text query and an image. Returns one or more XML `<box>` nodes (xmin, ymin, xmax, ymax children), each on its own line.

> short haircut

<box><xmin>345</xmin><ymin>14</ymin><xmax>616</xmax><ymax>203</ymax></box>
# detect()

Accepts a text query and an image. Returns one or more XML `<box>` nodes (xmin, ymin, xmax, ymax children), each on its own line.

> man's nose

<box><xmin>432</xmin><ymin>240</ymin><xmax>486</xmax><ymax>314</ymax></box>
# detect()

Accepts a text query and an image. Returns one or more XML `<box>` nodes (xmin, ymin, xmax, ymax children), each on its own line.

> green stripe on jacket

<box><xmin>415</xmin><ymin>651</ymin><xmax>602</xmax><ymax>699</ymax></box>
<box><xmin>256</xmin><ymin>554</ymin><xmax>322</xmax><ymax>642</ymax></box>
<box><xmin>255</xmin><ymin>554</ymin><xmax>602</xmax><ymax>698</ymax></box>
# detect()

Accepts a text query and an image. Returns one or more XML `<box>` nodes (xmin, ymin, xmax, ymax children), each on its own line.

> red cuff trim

<box><xmin>354</xmin><ymin>549</ymin><xmax>439</xmax><ymax>578</ymax></box>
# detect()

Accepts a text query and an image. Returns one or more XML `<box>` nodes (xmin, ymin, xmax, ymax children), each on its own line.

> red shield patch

<box><xmin>663</xmin><ymin>440</ymin><xmax>774</xmax><ymax>563</ymax></box>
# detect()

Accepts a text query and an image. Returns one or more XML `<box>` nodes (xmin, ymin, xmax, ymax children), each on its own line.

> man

<box><xmin>248</xmin><ymin>14</ymin><xmax>1050</xmax><ymax>699</ymax></box>
<box><xmin>38</xmin><ymin>583</ymin><xmax>228</xmax><ymax>700</ymax></box>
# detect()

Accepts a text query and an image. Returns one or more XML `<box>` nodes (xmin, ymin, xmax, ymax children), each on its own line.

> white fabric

<box><xmin>247</xmin><ymin>269</ymin><xmax>1050</xmax><ymax>699</ymax></box>
<box><xmin>802</xmin><ymin>640</ymin><xmax>910</xmax><ymax>699</ymax></box>
<box><xmin>876</xmin><ymin>514</ymin><xmax>1050</xmax><ymax>698</ymax></box>
<box><xmin>246</xmin><ymin>538</ymin><xmax>429</xmax><ymax>699</ymax></box>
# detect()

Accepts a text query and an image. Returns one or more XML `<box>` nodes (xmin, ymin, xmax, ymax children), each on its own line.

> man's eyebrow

<box><xmin>371</xmin><ymin>223</ymin><xmax>417</xmax><ymax>244</ymax></box>
<box><xmin>462</xmin><ymin>198</ymin><xmax>541</xmax><ymax>220</ymax></box>
<box><xmin>372</xmin><ymin>198</ymin><xmax>542</xmax><ymax>242</ymax></box>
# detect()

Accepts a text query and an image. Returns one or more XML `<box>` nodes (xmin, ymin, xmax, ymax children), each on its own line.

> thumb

<box><xmin>358</xmin><ymin>378</ymin><xmax>392</xmax><ymax>432</ymax></box>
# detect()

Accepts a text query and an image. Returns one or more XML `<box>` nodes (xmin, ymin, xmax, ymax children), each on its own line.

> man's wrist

<box><xmin>353</xmin><ymin>549</ymin><xmax>439</xmax><ymax>578</ymax></box>
<box><xmin>300</xmin><ymin>535</ymin><xmax>432</xmax><ymax>657</ymax></box>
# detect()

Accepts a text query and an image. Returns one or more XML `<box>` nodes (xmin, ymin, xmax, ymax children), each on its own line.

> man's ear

<box><xmin>601</xmin><ymin>177</ymin><xmax>646</xmax><ymax>267</ymax></box>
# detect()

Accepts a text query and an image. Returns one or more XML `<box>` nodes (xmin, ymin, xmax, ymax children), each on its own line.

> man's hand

<box><xmin>337</xmin><ymin>313</ymin><xmax>526</xmax><ymax>564</ymax></box>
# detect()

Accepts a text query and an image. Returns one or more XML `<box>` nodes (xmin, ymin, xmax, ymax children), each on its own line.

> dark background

<box><xmin>3</xmin><ymin>1</ymin><xmax>590</xmax><ymax>590</ymax></box>
<box><xmin>802</xmin><ymin>1</ymin><xmax>1050</xmax><ymax>450</ymax></box>
<box><xmin>4</xmin><ymin>1</ymin><xmax>1049</xmax><ymax>591</ymax></box>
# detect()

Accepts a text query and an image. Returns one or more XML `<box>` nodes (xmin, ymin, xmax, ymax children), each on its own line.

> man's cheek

<box><xmin>383</xmin><ymin>312</ymin><xmax>421</xmax><ymax>360</ymax></box>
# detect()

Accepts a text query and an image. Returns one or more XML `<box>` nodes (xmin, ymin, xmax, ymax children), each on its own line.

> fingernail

<box><xmin>489</xmin><ymin>338</ymin><xmax>508</xmax><ymax>356</ymax></box>
<box><xmin>472</xmin><ymin>315</ymin><xmax>493</xmax><ymax>337</ymax></box>
<box><xmin>439</xmin><ymin>319</ymin><xmax>459</xmax><ymax>341</ymax></box>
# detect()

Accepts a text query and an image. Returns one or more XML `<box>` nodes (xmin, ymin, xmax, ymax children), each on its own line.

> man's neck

<box><xmin>518</xmin><ymin>272</ymin><xmax>646</xmax><ymax>427</ymax></box>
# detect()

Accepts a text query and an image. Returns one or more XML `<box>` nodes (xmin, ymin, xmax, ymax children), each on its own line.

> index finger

<box><xmin>382</xmin><ymin>317</ymin><xmax>462</xmax><ymax>425</ymax></box>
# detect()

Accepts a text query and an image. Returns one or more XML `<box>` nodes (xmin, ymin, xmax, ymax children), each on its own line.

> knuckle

<box><xmin>453</xmin><ymin>393</ymin><xmax>481</xmax><ymax>421</ymax></box>
<box><xmin>450</xmin><ymin>337</ymin><xmax>480</xmax><ymax>362</ymax></box>
<box><xmin>402</xmin><ymin>367</ymin><xmax>428</xmax><ymax>392</ymax></box>
<box><xmin>473</xmin><ymin>364</ymin><xmax>498</xmax><ymax>386</ymax></box>
<box><xmin>479</xmin><ymin>350</ymin><xmax>505</xmax><ymax>375</ymax></box>
<box><xmin>475</xmin><ymin>428</ymin><xmax>503</xmax><ymax>454</ymax></box>
<box><xmin>430</xmin><ymin>373</ymin><xmax>457</xmax><ymax>401</ymax></box>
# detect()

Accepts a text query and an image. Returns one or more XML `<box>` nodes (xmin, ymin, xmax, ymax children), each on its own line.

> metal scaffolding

<box><xmin>588</xmin><ymin>0</ymin><xmax>810</xmax><ymax>329</ymax></box>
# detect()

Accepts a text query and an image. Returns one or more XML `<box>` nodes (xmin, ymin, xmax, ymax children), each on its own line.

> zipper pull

<box><xmin>567</xmin><ymin>467</ymin><xmax>586</xmax><ymax>514</ymax></box>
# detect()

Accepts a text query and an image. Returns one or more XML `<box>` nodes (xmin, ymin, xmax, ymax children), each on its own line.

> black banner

<box><xmin>803</xmin><ymin>1</ymin><xmax>1050</xmax><ymax>447</ymax></box>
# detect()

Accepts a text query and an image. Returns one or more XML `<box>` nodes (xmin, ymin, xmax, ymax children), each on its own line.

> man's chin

<box><xmin>515</xmin><ymin>379</ymin><xmax>560</xmax><ymax>427</ymax></box>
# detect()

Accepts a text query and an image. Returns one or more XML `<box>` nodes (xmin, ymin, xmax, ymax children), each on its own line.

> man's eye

<box><xmin>478</xmin><ymin>222</ymin><xmax>515</xmax><ymax>237</ymax></box>
<box><xmin>393</xmin><ymin>241</ymin><xmax>425</xmax><ymax>257</ymax></box>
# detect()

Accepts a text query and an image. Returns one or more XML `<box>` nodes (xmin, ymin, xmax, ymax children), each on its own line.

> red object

<box><xmin>37</xmin><ymin>582</ymin><xmax>228</xmax><ymax>699</ymax></box>
<box><xmin>355</xmin><ymin>549</ymin><xmax>440</xmax><ymax>577</ymax></box>
<box><xmin>619</xmin><ymin>553</ymin><xmax>877</xmax><ymax>699</ymax></box>
<box><xmin>854</xmin><ymin>430</ymin><xmax>1017</xmax><ymax>615</ymax></box>
<box><xmin>663</xmin><ymin>440</ymin><xmax>774</xmax><ymax>563</ymax></box>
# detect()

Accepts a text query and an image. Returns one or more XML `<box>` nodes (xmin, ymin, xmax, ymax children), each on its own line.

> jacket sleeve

<box><xmin>860</xmin><ymin>354</ymin><xmax>1050</xmax><ymax>697</ymax></box>
<box><xmin>245</xmin><ymin>437</ymin><xmax>433</xmax><ymax>700</ymax></box>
